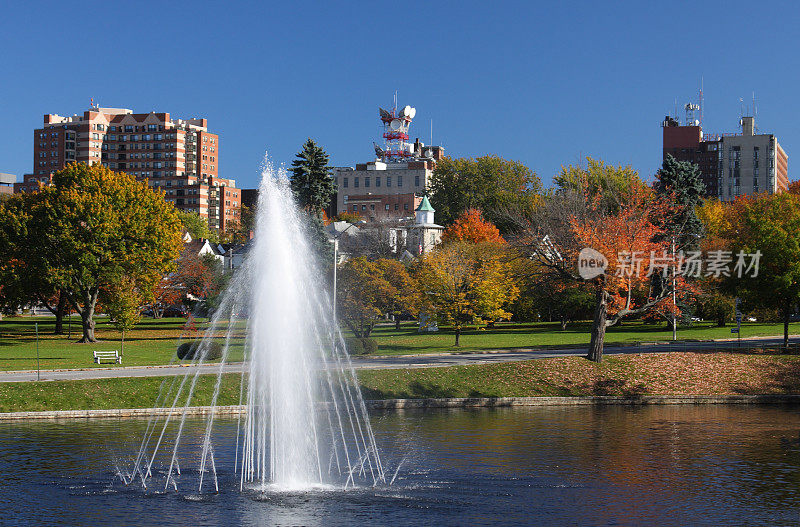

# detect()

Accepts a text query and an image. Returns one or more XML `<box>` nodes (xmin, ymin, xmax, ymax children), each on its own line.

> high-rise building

<box><xmin>15</xmin><ymin>105</ymin><xmax>241</xmax><ymax>231</ymax></box>
<box><xmin>333</xmin><ymin>102</ymin><xmax>444</xmax><ymax>219</ymax></box>
<box><xmin>662</xmin><ymin>113</ymin><xmax>788</xmax><ymax>200</ymax></box>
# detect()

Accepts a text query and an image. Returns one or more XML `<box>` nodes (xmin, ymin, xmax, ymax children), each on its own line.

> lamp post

<box><xmin>672</xmin><ymin>235</ymin><xmax>677</xmax><ymax>341</ymax></box>
<box><xmin>330</xmin><ymin>223</ymin><xmax>355</xmax><ymax>324</ymax></box>
<box><xmin>672</xmin><ymin>233</ymin><xmax>700</xmax><ymax>341</ymax></box>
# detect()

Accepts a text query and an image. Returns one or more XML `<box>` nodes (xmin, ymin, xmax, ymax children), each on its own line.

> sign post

<box><xmin>35</xmin><ymin>322</ymin><xmax>41</xmax><ymax>381</ymax></box>
<box><xmin>735</xmin><ymin>297</ymin><xmax>742</xmax><ymax>348</ymax></box>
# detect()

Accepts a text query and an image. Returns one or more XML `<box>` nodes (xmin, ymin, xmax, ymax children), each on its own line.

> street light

<box><xmin>330</xmin><ymin>223</ymin><xmax>356</xmax><ymax>324</ymax></box>
<box><xmin>672</xmin><ymin>233</ymin><xmax>701</xmax><ymax>341</ymax></box>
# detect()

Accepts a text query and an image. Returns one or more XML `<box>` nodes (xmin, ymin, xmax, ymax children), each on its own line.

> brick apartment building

<box><xmin>662</xmin><ymin>114</ymin><xmax>788</xmax><ymax>200</ymax></box>
<box><xmin>15</xmin><ymin>105</ymin><xmax>241</xmax><ymax>231</ymax></box>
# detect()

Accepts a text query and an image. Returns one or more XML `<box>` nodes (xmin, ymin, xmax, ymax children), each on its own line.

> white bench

<box><xmin>93</xmin><ymin>350</ymin><xmax>121</xmax><ymax>364</ymax></box>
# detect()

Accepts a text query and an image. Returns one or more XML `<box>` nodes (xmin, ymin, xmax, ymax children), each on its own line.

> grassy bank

<box><xmin>0</xmin><ymin>374</ymin><xmax>243</xmax><ymax>413</ymax></box>
<box><xmin>0</xmin><ymin>352</ymin><xmax>797</xmax><ymax>413</ymax></box>
<box><xmin>358</xmin><ymin>352</ymin><xmax>800</xmax><ymax>399</ymax></box>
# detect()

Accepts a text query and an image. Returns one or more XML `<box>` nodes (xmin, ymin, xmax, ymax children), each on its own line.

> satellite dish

<box><xmin>402</xmin><ymin>105</ymin><xmax>412</xmax><ymax>117</ymax></box>
<box><xmin>389</xmin><ymin>119</ymin><xmax>402</xmax><ymax>131</ymax></box>
<box><xmin>409</xmin><ymin>107</ymin><xmax>416</xmax><ymax>119</ymax></box>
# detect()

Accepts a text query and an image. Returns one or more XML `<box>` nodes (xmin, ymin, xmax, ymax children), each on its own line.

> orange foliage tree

<box><xmin>441</xmin><ymin>208</ymin><xmax>505</xmax><ymax>245</ymax></box>
<box><xmin>571</xmin><ymin>183</ymin><xmax>676</xmax><ymax>361</ymax></box>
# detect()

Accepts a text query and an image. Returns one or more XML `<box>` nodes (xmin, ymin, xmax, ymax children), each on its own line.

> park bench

<box><xmin>93</xmin><ymin>350</ymin><xmax>121</xmax><ymax>364</ymax></box>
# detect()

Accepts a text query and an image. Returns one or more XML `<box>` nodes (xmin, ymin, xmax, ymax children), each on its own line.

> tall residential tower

<box><xmin>16</xmin><ymin>105</ymin><xmax>240</xmax><ymax>231</ymax></box>
<box><xmin>662</xmin><ymin>110</ymin><xmax>788</xmax><ymax>200</ymax></box>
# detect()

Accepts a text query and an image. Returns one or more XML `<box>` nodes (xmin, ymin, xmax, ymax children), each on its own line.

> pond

<box><xmin>1</xmin><ymin>405</ymin><xmax>798</xmax><ymax>526</ymax></box>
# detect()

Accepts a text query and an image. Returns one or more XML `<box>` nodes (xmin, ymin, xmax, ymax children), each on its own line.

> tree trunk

<box><xmin>121</xmin><ymin>329</ymin><xmax>125</xmax><ymax>358</ymax></box>
<box><xmin>587</xmin><ymin>281</ymin><xmax>607</xmax><ymax>363</ymax></box>
<box><xmin>76</xmin><ymin>290</ymin><xmax>99</xmax><ymax>343</ymax></box>
<box><xmin>53</xmin><ymin>291</ymin><xmax>67</xmax><ymax>335</ymax></box>
<box><xmin>560</xmin><ymin>316</ymin><xmax>568</xmax><ymax>331</ymax></box>
<box><xmin>454</xmin><ymin>327</ymin><xmax>461</xmax><ymax>347</ymax></box>
<box><xmin>395</xmin><ymin>316</ymin><xmax>401</xmax><ymax>331</ymax></box>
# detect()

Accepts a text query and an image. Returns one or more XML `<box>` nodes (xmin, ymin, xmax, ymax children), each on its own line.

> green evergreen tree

<box><xmin>290</xmin><ymin>138</ymin><xmax>336</xmax><ymax>215</ymax></box>
<box><xmin>654</xmin><ymin>154</ymin><xmax>706</xmax><ymax>249</ymax></box>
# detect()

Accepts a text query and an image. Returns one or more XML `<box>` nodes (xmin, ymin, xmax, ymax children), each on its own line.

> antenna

<box><xmin>699</xmin><ymin>76</ymin><xmax>703</xmax><ymax>127</ymax></box>
<box><xmin>393</xmin><ymin>91</ymin><xmax>397</xmax><ymax>113</ymax></box>
<box><xmin>430</xmin><ymin>119</ymin><xmax>433</xmax><ymax>146</ymax></box>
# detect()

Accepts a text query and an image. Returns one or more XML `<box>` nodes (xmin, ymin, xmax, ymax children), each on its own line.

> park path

<box><xmin>0</xmin><ymin>335</ymin><xmax>797</xmax><ymax>383</ymax></box>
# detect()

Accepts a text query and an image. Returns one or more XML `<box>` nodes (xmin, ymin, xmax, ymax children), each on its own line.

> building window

<box><xmin>397</xmin><ymin>175</ymin><xmax>403</xmax><ymax>186</ymax></box>
<box><xmin>375</xmin><ymin>177</ymin><xmax>381</xmax><ymax>187</ymax></box>
<box><xmin>343</xmin><ymin>178</ymin><xmax>348</xmax><ymax>188</ymax></box>
<box><xmin>403</xmin><ymin>203</ymin><xmax>409</xmax><ymax>210</ymax></box>
<box><xmin>385</xmin><ymin>204</ymin><xmax>390</xmax><ymax>210</ymax></box>
<box><xmin>354</xmin><ymin>177</ymin><xmax>359</xmax><ymax>188</ymax></box>
<box><xmin>395</xmin><ymin>204</ymin><xmax>399</xmax><ymax>210</ymax></box>
<box><xmin>364</xmin><ymin>177</ymin><xmax>370</xmax><ymax>188</ymax></box>
<box><xmin>361</xmin><ymin>205</ymin><xmax>366</xmax><ymax>211</ymax></box>
<box><xmin>414</xmin><ymin>175</ymin><xmax>420</xmax><ymax>186</ymax></box>
<box><xmin>353</xmin><ymin>205</ymin><xmax>357</xmax><ymax>211</ymax></box>
<box><xmin>386</xmin><ymin>176</ymin><xmax>391</xmax><ymax>187</ymax></box>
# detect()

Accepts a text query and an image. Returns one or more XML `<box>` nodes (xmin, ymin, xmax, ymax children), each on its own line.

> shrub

<box><xmin>360</xmin><ymin>338</ymin><xmax>378</xmax><ymax>354</ymax></box>
<box><xmin>344</xmin><ymin>337</ymin><xmax>365</xmax><ymax>355</ymax></box>
<box><xmin>177</xmin><ymin>340</ymin><xmax>223</xmax><ymax>361</ymax></box>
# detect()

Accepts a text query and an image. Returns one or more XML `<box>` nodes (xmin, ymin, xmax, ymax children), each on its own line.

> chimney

<box><xmin>741</xmin><ymin>116</ymin><xmax>755</xmax><ymax>136</ymax></box>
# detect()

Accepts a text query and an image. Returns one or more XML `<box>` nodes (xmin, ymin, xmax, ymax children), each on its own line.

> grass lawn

<box><xmin>2</xmin><ymin>315</ymin><xmax>800</xmax><ymax>371</ymax></box>
<box><xmin>0</xmin><ymin>352</ymin><xmax>797</xmax><ymax>413</ymax></box>
<box><xmin>357</xmin><ymin>320</ymin><xmax>800</xmax><ymax>355</ymax></box>
<box><xmin>0</xmin><ymin>316</ymin><xmax>245</xmax><ymax>371</ymax></box>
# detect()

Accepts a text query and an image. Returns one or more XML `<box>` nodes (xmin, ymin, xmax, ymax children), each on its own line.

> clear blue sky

<box><xmin>2</xmin><ymin>1</ymin><xmax>799</xmax><ymax>189</ymax></box>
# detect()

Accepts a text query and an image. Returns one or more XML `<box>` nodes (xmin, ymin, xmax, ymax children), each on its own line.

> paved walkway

<box><xmin>0</xmin><ymin>335</ymin><xmax>797</xmax><ymax>383</ymax></box>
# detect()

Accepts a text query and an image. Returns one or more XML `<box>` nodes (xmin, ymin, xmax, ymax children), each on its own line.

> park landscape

<box><xmin>2</xmin><ymin>3</ymin><xmax>800</xmax><ymax>525</ymax></box>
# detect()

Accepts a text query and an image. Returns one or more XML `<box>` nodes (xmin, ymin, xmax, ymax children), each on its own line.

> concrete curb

<box><xmin>0</xmin><ymin>395</ymin><xmax>798</xmax><ymax>420</ymax></box>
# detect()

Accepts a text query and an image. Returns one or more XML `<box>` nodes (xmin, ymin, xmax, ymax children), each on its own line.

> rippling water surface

<box><xmin>1</xmin><ymin>405</ymin><xmax>799</xmax><ymax>526</ymax></box>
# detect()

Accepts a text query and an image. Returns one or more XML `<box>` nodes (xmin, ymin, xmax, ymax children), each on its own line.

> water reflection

<box><xmin>0</xmin><ymin>405</ymin><xmax>797</xmax><ymax>526</ymax></box>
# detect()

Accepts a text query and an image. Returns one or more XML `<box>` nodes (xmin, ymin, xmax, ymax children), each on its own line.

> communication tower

<box><xmin>375</xmin><ymin>102</ymin><xmax>417</xmax><ymax>162</ymax></box>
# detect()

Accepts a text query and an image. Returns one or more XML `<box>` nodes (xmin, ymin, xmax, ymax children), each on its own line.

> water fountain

<box><xmin>125</xmin><ymin>159</ymin><xmax>385</xmax><ymax>493</ymax></box>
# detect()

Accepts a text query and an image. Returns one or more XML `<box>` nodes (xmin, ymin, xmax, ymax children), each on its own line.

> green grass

<box><xmin>356</xmin><ymin>320</ymin><xmax>800</xmax><ymax>355</ymax></box>
<box><xmin>0</xmin><ymin>316</ymin><xmax>245</xmax><ymax>371</ymax></box>
<box><xmin>0</xmin><ymin>373</ymin><xmax>243</xmax><ymax>413</ymax></box>
<box><xmin>1</xmin><ymin>315</ymin><xmax>799</xmax><ymax>371</ymax></box>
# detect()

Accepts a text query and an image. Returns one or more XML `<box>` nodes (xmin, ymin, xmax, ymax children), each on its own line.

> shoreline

<box><xmin>1</xmin><ymin>394</ymin><xmax>798</xmax><ymax>420</ymax></box>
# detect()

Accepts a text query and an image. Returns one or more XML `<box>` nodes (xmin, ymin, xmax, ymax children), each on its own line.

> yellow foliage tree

<box><xmin>418</xmin><ymin>242</ymin><xmax>519</xmax><ymax>346</ymax></box>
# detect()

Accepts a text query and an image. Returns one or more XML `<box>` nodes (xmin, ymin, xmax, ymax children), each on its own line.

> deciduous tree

<box><xmin>103</xmin><ymin>275</ymin><xmax>144</xmax><ymax>357</ymax></box>
<box><xmin>417</xmin><ymin>242</ymin><xmax>519</xmax><ymax>346</ymax></box>
<box><xmin>337</xmin><ymin>257</ymin><xmax>421</xmax><ymax>337</ymax></box>
<box><xmin>25</xmin><ymin>163</ymin><xmax>183</xmax><ymax>342</ymax></box>
<box><xmin>441</xmin><ymin>208</ymin><xmax>505</xmax><ymax>245</ymax></box>
<box><xmin>716</xmin><ymin>193</ymin><xmax>800</xmax><ymax>349</ymax></box>
<box><xmin>428</xmin><ymin>155</ymin><xmax>541</xmax><ymax>233</ymax></box>
<box><xmin>509</xmin><ymin>161</ymin><xmax>674</xmax><ymax>361</ymax></box>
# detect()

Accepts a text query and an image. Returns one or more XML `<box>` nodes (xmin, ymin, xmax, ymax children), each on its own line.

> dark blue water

<box><xmin>0</xmin><ymin>405</ymin><xmax>798</xmax><ymax>526</ymax></box>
